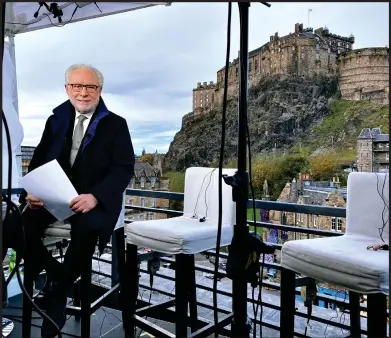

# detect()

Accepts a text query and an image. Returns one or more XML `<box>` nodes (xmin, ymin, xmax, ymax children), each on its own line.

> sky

<box><xmin>11</xmin><ymin>2</ymin><xmax>389</xmax><ymax>155</ymax></box>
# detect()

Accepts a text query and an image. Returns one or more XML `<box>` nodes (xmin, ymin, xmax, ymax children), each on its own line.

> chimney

<box><xmin>295</xmin><ymin>23</ymin><xmax>300</xmax><ymax>34</ymax></box>
<box><xmin>210</xmin><ymin>81</ymin><xmax>214</xmax><ymax>85</ymax></box>
<box><xmin>274</xmin><ymin>32</ymin><xmax>279</xmax><ymax>39</ymax></box>
<box><xmin>270</xmin><ymin>36</ymin><xmax>274</xmax><ymax>42</ymax></box>
<box><xmin>203</xmin><ymin>81</ymin><xmax>207</xmax><ymax>86</ymax></box>
<box><xmin>299</xmin><ymin>24</ymin><xmax>303</xmax><ymax>32</ymax></box>
<box><xmin>197</xmin><ymin>82</ymin><xmax>201</xmax><ymax>88</ymax></box>
<box><xmin>290</xmin><ymin>178</ymin><xmax>298</xmax><ymax>201</ymax></box>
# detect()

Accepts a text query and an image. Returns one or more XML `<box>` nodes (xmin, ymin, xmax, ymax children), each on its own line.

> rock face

<box><xmin>163</xmin><ymin>75</ymin><xmax>339</xmax><ymax>172</ymax></box>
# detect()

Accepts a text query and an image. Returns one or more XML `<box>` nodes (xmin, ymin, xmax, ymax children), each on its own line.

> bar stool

<box><xmin>123</xmin><ymin>167</ymin><xmax>237</xmax><ymax>337</ymax></box>
<box><xmin>280</xmin><ymin>172</ymin><xmax>389</xmax><ymax>337</ymax></box>
<box><xmin>22</xmin><ymin>223</ymin><xmax>126</xmax><ymax>338</ymax></box>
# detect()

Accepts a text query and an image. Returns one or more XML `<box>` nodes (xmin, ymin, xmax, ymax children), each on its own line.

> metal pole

<box><xmin>111</xmin><ymin>191</ymin><xmax>125</xmax><ymax>286</ymax></box>
<box><xmin>231</xmin><ymin>3</ymin><xmax>250</xmax><ymax>337</ymax></box>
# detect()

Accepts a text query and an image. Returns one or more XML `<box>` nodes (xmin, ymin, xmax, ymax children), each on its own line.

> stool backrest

<box><xmin>346</xmin><ymin>172</ymin><xmax>389</xmax><ymax>240</ymax></box>
<box><xmin>183</xmin><ymin>167</ymin><xmax>237</xmax><ymax>225</ymax></box>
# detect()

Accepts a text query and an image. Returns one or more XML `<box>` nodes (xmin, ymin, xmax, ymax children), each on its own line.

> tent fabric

<box><xmin>2</xmin><ymin>41</ymin><xmax>24</xmax><ymax>191</ymax></box>
<box><xmin>5</xmin><ymin>2</ymin><xmax>170</xmax><ymax>35</ymax></box>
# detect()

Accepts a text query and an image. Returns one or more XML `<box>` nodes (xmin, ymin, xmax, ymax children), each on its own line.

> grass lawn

<box><xmin>247</xmin><ymin>208</ymin><xmax>265</xmax><ymax>235</ymax></box>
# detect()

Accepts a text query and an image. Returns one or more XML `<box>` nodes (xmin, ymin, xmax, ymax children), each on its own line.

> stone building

<box><xmin>125</xmin><ymin>161</ymin><xmax>170</xmax><ymax>222</ymax></box>
<box><xmin>192</xmin><ymin>81</ymin><xmax>217</xmax><ymax>114</ymax></box>
<box><xmin>186</xmin><ymin>22</ymin><xmax>389</xmax><ymax>123</ymax></box>
<box><xmin>357</xmin><ymin>127</ymin><xmax>389</xmax><ymax>172</ymax></box>
<box><xmin>269</xmin><ymin>173</ymin><xmax>347</xmax><ymax>242</ymax></box>
<box><xmin>338</xmin><ymin>48</ymin><xmax>389</xmax><ymax>104</ymax></box>
<box><xmin>21</xmin><ymin>145</ymin><xmax>36</xmax><ymax>176</ymax></box>
<box><xmin>189</xmin><ymin>22</ymin><xmax>354</xmax><ymax>116</ymax></box>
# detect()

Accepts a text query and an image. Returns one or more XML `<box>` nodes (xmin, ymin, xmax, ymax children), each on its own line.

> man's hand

<box><xmin>26</xmin><ymin>194</ymin><xmax>44</xmax><ymax>209</ymax></box>
<box><xmin>70</xmin><ymin>194</ymin><xmax>98</xmax><ymax>214</ymax></box>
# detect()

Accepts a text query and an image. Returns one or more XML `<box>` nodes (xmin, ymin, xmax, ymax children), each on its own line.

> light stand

<box><xmin>231</xmin><ymin>3</ymin><xmax>250</xmax><ymax>337</ymax></box>
<box><xmin>229</xmin><ymin>2</ymin><xmax>270</xmax><ymax>337</ymax></box>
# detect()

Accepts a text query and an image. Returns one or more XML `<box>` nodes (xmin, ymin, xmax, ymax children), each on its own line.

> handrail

<box><xmin>2</xmin><ymin>188</ymin><xmax>346</xmax><ymax>218</ymax></box>
<box><xmin>125</xmin><ymin>188</ymin><xmax>346</xmax><ymax>217</ymax></box>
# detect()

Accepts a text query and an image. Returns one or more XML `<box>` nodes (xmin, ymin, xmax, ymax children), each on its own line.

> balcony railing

<box><xmin>3</xmin><ymin>188</ymin><xmax>388</xmax><ymax>337</ymax></box>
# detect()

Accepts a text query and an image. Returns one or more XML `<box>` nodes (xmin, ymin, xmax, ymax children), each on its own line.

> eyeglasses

<box><xmin>67</xmin><ymin>84</ymin><xmax>100</xmax><ymax>93</ymax></box>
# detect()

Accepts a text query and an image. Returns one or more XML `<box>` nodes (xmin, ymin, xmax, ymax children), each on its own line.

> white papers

<box><xmin>19</xmin><ymin>160</ymin><xmax>78</xmax><ymax>221</ymax></box>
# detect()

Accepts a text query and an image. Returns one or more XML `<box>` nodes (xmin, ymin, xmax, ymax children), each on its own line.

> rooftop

<box><xmin>3</xmin><ymin>187</ymin><xmax>388</xmax><ymax>338</ymax></box>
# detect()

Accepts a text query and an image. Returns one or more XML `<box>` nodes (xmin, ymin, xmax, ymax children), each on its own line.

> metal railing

<box><xmin>122</xmin><ymin>188</ymin><xmax>381</xmax><ymax>337</ymax></box>
<box><xmin>3</xmin><ymin>187</ymin><xmax>386</xmax><ymax>337</ymax></box>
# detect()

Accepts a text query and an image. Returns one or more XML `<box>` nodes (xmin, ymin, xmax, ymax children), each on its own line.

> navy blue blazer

<box><xmin>21</xmin><ymin>98</ymin><xmax>135</xmax><ymax>252</ymax></box>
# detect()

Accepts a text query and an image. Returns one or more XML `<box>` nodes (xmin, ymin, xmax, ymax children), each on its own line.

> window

<box><xmin>147</xmin><ymin>213</ymin><xmax>154</xmax><ymax>220</ymax></box>
<box><xmin>151</xmin><ymin>176</ymin><xmax>155</xmax><ymax>187</ymax></box>
<box><xmin>140</xmin><ymin>176</ymin><xmax>145</xmax><ymax>188</ymax></box>
<box><xmin>386</xmin><ymin>152</ymin><xmax>389</xmax><ymax>160</ymax></box>
<box><xmin>331</xmin><ymin>217</ymin><xmax>336</xmax><ymax>231</ymax></box>
<box><xmin>313</xmin><ymin>215</ymin><xmax>317</xmax><ymax>227</ymax></box>
<box><xmin>129</xmin><ymin>199</ymin><xmax>134</xmax><ymax>206</ymax></box>
<box><xmin>236</xmin><ymin>67</ymin><xmax>239</xmax><ymax>76</ymax></box>
<box><xmin>151</xmin><ymin>198</ymin><xmax>155</xmax><ymax>207</ymax></box>
<box><xmin>337</xmin><ymin>218</ymin><xmax>342</xmax><ymax>232</ymax></box>
<box><xmin>249</xmin><ymin>62</ymin><xmax>252</xmax><ymax>72</ymax></box>
<box><xmin>129</xmin><ymin>179</ymin><xmax>134</xmax><ymax>189</ymax></box>
<box><xmin>140</xmin><ymin>198</ymin><xmax>145</xmax><ymax>208</ymax></box>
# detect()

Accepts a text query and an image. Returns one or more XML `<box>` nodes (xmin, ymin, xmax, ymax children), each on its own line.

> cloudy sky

<box><xmin>12</xmin><ymin>2</ymin><xmax>389</xmax><ymax>155</ymax></box>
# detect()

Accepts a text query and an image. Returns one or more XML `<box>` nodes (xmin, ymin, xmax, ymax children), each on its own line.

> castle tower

<box><xmin>357</xmin><ymin>128</ymin><xmax>374</xmax><ymax>172</ymax></box>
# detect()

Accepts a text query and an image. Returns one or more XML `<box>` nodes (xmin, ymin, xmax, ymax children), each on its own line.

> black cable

<box><xmin>2</xmin><ymin>111</ymin><xmax>63</xmax><ymax>337</ymax></box>
<box><xmin>323</xmin><ymin>288</ymin><xmax>347</xmax><ymax>337</ymax></box>
<box><xmin>375</xmin><ymin>172</ymin><xmax>388</xmax><ymax>242</ymax></box>
<box><xmin>212</xmin><ymin>3</ymin><xmax>231</xmax><ymax>337</ymax></box>
<box><xmin>5</xmin><ymin>3</ymin><xmax>78</xmax><ymax>28</ymax></box>
<box><xmin>193</xmin><ymin>170</ymin><xmax>215</xmax><ymax>218</ymax></box>
<box><xmin>203</xmin><ymin>168</ymin><xmax>217</xmax><ymax>220</ymax></box>
<box><xmin>253</xmin><ymin>253</ymin><xmax>265</xmax><ymax>338</ymax></box>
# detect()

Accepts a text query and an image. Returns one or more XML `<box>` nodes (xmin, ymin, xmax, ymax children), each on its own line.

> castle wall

<box><xmin>338</xmin><ymin>48</ymin><xmax>389</xmax><ymax>104</ymax></box>
<box><xmin>193</xmin><ymin>81</ymin><xmax>217</xmax><ymax>113</ymax></box>
<box><xmin>186</xmin><ymin>24</ymin><xmax>388</xmax><ymax>125</ymax></box>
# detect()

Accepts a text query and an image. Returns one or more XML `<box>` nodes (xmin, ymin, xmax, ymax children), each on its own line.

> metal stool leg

<box><xmin>188</xmin><ymin>255</ymin><xmax>199</xmax><ymax>333</ymax></box>
<box><xmin>176</xmin><ymin>254</ymin><xmax>189</xmax><ymax>337</ymax></box>
<box><xmin>73</xmin><ymin>281</ymin><xmax>81</xmax><ymax>321</ymax></box>
<box><xmin>80</xmin><ymin>256</ymin><xmax>92</xmax><ymax>338</ymax></box>
<box><xmin>280</xmin><ymin>268</ymin><xmax>296</xmax><ymax>338</ymax></box>
<box><xmin>22</xmin><ymin>265</ymin><xmax>34</xmax><ymax>338</ymax></box>
<box><xmin>123</xmin><ymin>243</ymin><xmax>138</xmax><ymax>337</ymax></box>
<box><xmin>367</xmin><ymin>293</ymin><xmax>387</xmax><ymax>338</ymax></box>
<box><xmin>348</xmin><ymin>291</ymin><xmax>361</xmax><ymax>337</ymax></box>
<box><xmin>115</xmin><ymin>228</ymin><xmax>126</xmax><ymax>312</ymax></box>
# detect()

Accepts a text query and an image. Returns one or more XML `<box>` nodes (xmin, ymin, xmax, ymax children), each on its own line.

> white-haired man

<box><xmin>19</xmin><ymin>64</ymin><xmax>135</xmax><ymax>337</ymax></box>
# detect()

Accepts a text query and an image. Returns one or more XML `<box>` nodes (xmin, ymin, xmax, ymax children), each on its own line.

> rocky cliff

<box><xmin>163</xmin><ymin>75</ymin><xmax>388</xmax><ymax>172</ymax></box>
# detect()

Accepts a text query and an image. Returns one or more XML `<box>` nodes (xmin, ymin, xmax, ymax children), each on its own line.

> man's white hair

<box><xmin>65</xmin><ymin>64</ymin><xmax>104</xmax><ymax>87</ymax></box>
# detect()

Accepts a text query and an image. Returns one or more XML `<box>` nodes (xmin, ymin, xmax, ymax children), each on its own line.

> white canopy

<box><xmin>2</xmin><ymin>1</ymin><xmax>171</xmax><ymax>193</ymax></box>
<box><xmin>5</xmin><ymin>2</ymin><xmax>171</xmax><ymax>35</ymax></box>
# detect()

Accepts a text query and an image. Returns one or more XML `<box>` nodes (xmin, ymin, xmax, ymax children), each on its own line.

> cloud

<box><xmin>11</xmin><ymin>2</ymin><xmax>389</xmax><ymax>155</ymax></box>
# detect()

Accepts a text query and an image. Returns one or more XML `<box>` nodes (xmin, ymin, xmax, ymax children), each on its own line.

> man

<box><xmin>19</xmin><ymin>64</ymin><xmax>135</xmax><ymax>337</ymax></box>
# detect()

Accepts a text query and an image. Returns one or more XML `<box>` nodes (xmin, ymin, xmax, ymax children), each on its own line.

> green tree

<box><xmin>139</xmin><ymin>153</ymin><xmax>154</xmax><ymax>166</ymax></box>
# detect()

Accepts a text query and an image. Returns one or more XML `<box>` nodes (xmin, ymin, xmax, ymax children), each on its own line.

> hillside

<box><xmin>163</xmin><ymin>75</ymin><xmax>389</xmax><ymax>172</ymax></box>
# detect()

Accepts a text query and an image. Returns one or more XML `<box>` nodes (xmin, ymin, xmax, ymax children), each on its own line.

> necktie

<box><xmin>70</xmin><ymin>115</ymin><xmax>87</xmax><ymax>166</ymax></box>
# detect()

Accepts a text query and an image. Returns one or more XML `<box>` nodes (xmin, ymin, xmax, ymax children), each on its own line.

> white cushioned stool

<box><xmin>280</xmin><ymin>172</ymin><xmax>389</xmax><ymax>338</ymax></box>
<box><xmin>124</xmin><ymin>167</ymin><xmax>237</xmax><ymax>337</ymax></box>
<box><xmin>22</xmin><ymin>221</ymin><xmax>127</xmax><ymax>338</ymax></box>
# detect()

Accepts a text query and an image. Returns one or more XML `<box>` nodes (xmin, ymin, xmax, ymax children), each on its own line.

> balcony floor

<box><xmin>3</xmin><ymin>253</ymin><xmax>375</xmax><ymax>338</ymax></box>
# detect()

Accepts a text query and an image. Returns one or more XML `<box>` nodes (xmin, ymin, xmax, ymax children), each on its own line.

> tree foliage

<box><xmin>139</xmin><ymin>153</ymin><xmax>154</xmax><ymax>166</ymax></box>
<box><xmin>308</xmin><ymin>155</ymin><xmax>339</xmax><ymax>181</ymax></box>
